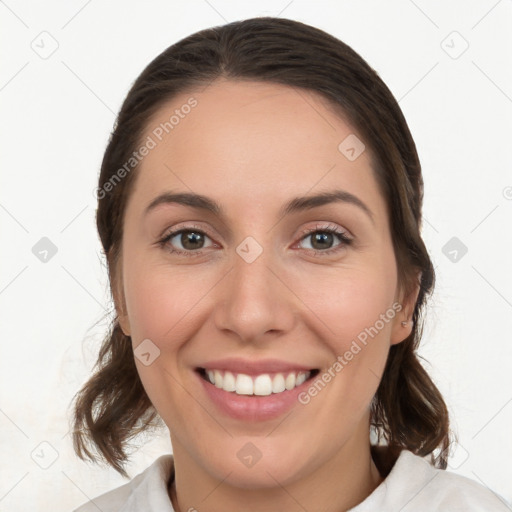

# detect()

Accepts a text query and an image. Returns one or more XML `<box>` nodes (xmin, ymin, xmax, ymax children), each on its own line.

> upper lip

<box><xmin>197</xmin><ymin>357</ymin><xmax>317</xmax><ymax>375</ymax></box>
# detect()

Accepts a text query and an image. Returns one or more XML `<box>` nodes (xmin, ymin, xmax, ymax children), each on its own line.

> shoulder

<box><xmin>413</xmin><ymin>456</ymin><xmax>510</xmax><ymax>511</ymax></box>
<box><xmin>352</xmin><ymin>449</ymin><xmax>511</xmax><ymax>512</ymax></box>
<box><xmin>72</xmin><ymin>454</ymin><xmax>175</xmax><ymax>512</ymax></box>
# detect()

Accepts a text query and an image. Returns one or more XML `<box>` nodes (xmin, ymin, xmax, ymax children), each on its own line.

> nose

<box><xmin>213</xmin><ymin>245</ymin><xmax>296</xmax><ymax>344</ymax></box>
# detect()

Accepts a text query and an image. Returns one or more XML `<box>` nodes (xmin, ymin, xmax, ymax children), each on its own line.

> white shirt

<box><xmin>73</xmin><ymin>449</ymin><xmax>511</xmax><ymax>511</ymax></box>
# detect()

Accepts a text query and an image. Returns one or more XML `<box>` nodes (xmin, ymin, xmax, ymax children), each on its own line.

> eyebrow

<box><xmin>144</xmin><ymin>189</ymin><xmax>375</xmax><ymax>225</ymax></box>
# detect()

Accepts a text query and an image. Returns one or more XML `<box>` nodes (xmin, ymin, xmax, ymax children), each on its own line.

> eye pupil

<box><xmin>311</xmin><ymin>232</ymin><xmax>333</xmax><ymax>250</ymax></box>
<box><xmin>182</xmin><ymin>231</ymin><xmax>204</xmax><ymax>250</ymax></box>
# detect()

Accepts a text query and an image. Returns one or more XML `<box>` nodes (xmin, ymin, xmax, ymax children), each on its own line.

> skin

<box><xmin>114</xmin><ymin>79</ymin><xmax>419</xmax><ymax>512</ymax></box>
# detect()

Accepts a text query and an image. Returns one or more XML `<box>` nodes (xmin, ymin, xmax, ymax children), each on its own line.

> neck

<box><xmin>169</xmin><ymin>431</ymin><xmax>384</xmax><ymax>512</ymax></box>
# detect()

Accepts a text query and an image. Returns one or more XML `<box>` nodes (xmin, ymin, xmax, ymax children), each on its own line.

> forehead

<box><xmin>128</xmin><ymin>79</ymin><xmax>387</xmax><ymax>226</ymax></box>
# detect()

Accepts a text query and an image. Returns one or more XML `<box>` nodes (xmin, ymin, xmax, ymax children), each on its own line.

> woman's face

<box><xmin>115</xmin><ymin>79</ymin><xmax>415</xmax><ymax>488</ymax></box>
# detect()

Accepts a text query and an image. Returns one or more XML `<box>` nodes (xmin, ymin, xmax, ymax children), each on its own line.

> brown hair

<box><xmin>71</xmin><ymin>16</ymin><xmax>452</xmax><ymax>478</ymax></box>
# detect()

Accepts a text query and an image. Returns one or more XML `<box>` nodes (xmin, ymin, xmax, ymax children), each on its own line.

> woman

<box><xmin>71</xmin><ymin>16</ymin><xmax>510</xmax><ymax>511</ymax></box>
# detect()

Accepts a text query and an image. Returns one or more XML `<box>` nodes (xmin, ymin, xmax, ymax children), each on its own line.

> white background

<box><xmin>1</xmin><ymin>0</ymin><xmax>511</xmax><ymax>510</ymax></box>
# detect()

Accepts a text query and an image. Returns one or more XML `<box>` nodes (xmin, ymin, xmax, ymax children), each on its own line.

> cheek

<box><xmin>301</xmin><ymin>260</ymin><xmax>398</xmax><ymax>347</ymax></box>
<box><xmin>123</xmin><ymin>265</ymin><xmax>200</xmax><ymax>424</ymax></box>
<box><xmin>296</xmin><ymin>258</ymin><xmax>397</xmax><ymax>409</ymax></box>
<box><xmin>123</xmin><ymin>262</ymin><xmax>203</xmax><ymax>345</ymax></box>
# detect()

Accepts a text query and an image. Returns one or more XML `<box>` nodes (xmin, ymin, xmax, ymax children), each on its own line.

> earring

<box><xmin>401</xmin><ymin>320</ymin><xmax>408</xmax><ymax>327</ymax></box>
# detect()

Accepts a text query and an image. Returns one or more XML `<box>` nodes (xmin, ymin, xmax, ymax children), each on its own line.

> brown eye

<box><xmin>297</xmin><ymin>225</ymin><xmax>353</xmax><ymax>255</ymax></box>
<box><xmin>309</xmin><ymin>231</ymin><xmax>336</xmax><ymax>250</ymax></box>
<box><xmin>158</xmin><ymin>227</ymin><xmax>215</xmax><ymax>256</ymax></box>
<box><xmin>178</xmin><ymin>231</ymin><xmax>206</xmax><ymax>250</ymax></box>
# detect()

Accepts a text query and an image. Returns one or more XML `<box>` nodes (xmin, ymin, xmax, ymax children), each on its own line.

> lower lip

<box><xmin>196</xmin><ymin>371</ymin><xmax>313</xmax><ymax>421</ymax></box>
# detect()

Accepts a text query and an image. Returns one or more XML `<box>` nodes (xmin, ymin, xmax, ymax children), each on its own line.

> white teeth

<box><xmin>235</xmin><ymin>374</ymin><xmax>253</xmax><ymax>395</ymax></box>
<box><xmin>272</xmin><ymin>373</ymin><xmax>286</xmax><ymax>393</ymax></box>
<box><xmin>254</xmin><ymin>374</ymin><xmax>272</xmax><ymax>396</ymax></box>
<box><xmin>214</xmin><ymin>370</ymin><xmax>223</xmax><ymax>388</ymax></box>
<box><xmin>296</xmin><ymin>372</ymin><xmax>307</xmax><ymax>386</ymax></box>
<box><xmin>285</xmin><ymin>373</ymin><xmax>296</xmax><ymax>390</ymax></box>
<box><xmin>203</xmin><ymin>369</ymin><xmax>311</xmax><ymax>396</ymax></box>
<box><xmin>223</xmin><ymin>371</ymin><xmax>236</xmax><ymax>392</ymax></box>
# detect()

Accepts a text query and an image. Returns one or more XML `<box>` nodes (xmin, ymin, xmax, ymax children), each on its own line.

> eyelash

<box><xmin>157</xmin><ymin>223</ymin><xmax>353</xmax><ymax>258</ymax></box>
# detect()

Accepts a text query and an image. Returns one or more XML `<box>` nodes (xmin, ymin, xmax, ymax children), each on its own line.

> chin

<box><xmin>202</xmin><ymin>439</ymin><xmax>312</xmax><ymax>490</ymax></box>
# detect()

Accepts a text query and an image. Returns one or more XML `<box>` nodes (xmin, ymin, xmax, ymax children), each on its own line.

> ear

<box><xmin>390</xmin><ymin>271</ymin><xmax>421</xmax><ymax>346</ymax></box>
<box><xmin>111</xmin><ymin>260</ymin><xmax>131</xmax><ymax>337</ymax></box>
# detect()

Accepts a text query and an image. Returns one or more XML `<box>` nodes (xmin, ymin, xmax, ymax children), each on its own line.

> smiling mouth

<box><xmin>196</xmin><ymin>368</ymin><xmax>320</xmax><ymax>396</ymax></box>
